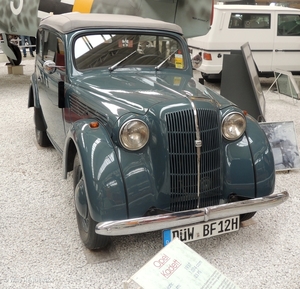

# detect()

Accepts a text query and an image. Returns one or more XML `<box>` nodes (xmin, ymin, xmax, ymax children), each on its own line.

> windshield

<box><xmin>73</xmin><ymin>33</ymin><xmax>185</xmax><ymax>71</ymax></box>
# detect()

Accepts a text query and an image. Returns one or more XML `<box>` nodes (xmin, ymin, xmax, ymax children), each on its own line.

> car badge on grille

<box><xmin>195</xmin><ymin>140</ymin><xmax>202</xmax><ymax>148</ymax></box>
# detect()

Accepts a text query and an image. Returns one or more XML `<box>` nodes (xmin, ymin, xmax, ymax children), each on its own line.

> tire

<box><xmin>35</xmin><ymin>127</ymin><xmax>51</xmax><ymax>147</ymax></box>
<box><xmin>201</xmin><ymin>72</ymin><xmax>222</xmax><ymax>83</ymax></box>
<box><xmin>73</xmin><ymin>154</ymin><xmax>110</xmax><ymax>250</ymax></box>
<box><xmin>240</xmin><ymin>212</ymin><xmax>256</xmax><ymax>222</ymax></box>
<box><xmin>34</xmin><ymin>107</ymin><xmax>51</xmax><ymax>147</ymax></box>
<box><xmin>7</xmin><ymin>43</ymin><xmax>22</xmax><ymax>66</ymax></box>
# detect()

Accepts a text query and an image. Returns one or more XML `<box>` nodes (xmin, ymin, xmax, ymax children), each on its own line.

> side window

<box><xmin>41</xmin><ymin>30</ymin><xmax>65</xmax><ymax>69</ymax></box>
<box><xmin>229</xmin><ymin>13</ymin><xmax>270</xmax><ymax>29</ymax></box>
<box><xmin>36</xmin><ymin>29</ymin><xmax>43</xmax><ymax>57</ymax></box>
<box><xmin>42</xmin><ymin>30</ymin><xmax>57</xmax><ymax>61</ymax></box>
<box><xmin>278</xmin><ymin>14</ymin><xmax>300</xmax><ymax>36</ymax></box>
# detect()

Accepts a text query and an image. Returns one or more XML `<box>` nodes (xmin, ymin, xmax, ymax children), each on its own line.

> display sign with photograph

<box><xmin>260</xmin><ymin>121</ymin><xmax>300</xmax><ymax>171</ymax></box>
<box><xmin>220</xmin><ymin>43</ymin><xmax>266</xmax><ymax>122</ymax></box>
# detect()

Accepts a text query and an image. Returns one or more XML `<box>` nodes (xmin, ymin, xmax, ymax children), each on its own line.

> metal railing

<box><xmin>0</xmin><ymin>38</ymin><xmax>36</xmax><ymax>54</ymax></box>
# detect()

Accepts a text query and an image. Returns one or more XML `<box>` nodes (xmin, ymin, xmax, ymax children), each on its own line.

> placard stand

<box><xmin>6</xmin><ymin>64</ymin><xmax>24</xmax><ymax>75</ymax></box>
<box><xmin>123</xmin><ymin>238</ymin><xmax>240</xmax><ymax>289</ymax></box>
<box><xmin>220</xmin><ymin>43</ymin><xmax>266</xmax><ymax>122</ymax></box>
<box><xmin>265</xmin><ymin>69</ymin><xmax>300</xmax><ymax>102</ymax></box>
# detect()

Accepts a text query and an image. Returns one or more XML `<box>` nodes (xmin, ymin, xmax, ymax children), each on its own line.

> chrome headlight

<box><xmin>222</xmin><ymin>112</ymin><xmax>246</xmax><ymax>140</ymax></box>
<box><xmin>119</xmin><ymin>119</ymin><xmax>149</xmax><ymax>151</ymax></box>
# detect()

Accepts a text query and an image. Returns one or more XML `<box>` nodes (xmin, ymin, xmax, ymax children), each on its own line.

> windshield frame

<box><xmin>71</xmin><ymin>29</ymin><xmax>188</xmax><ymax>73</ymax></box>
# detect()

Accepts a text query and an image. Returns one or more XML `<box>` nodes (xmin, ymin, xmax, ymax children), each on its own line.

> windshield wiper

<box><xmin>155</xmin><ymin>49</ymin><xmax>178</xmax><ymax>71</ymax></box>
<box><xmin>108</xmin><ymin>51</ymin><xmax>137</xmax><ymax>72</ymax></box>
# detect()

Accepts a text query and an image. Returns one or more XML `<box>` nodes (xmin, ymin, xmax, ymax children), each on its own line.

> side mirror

<box><xmin>43</xmin><ymin>60</ymin><xmax>56</xmax><ymax>74</ymax></box>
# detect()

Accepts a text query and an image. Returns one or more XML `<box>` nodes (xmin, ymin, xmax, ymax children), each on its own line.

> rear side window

<box><xmin>229</xmin><ymin>13</ymin><xmax>270</xmax><ymax>29</ymax></box>
<box><xmin>278</xmin><ymin>14</ymin><xmax>300</xmax><ymax>36</ymax></box>
<box><xmin>37</xmin><ymin>30</ymin><xmax>65</xmax><ymax>70</ymax></box>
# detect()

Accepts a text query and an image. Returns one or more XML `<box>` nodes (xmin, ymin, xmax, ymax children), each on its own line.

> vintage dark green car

<box><xmin>28</xmin><ymin>12</ymin><xmax>288</xmax><ymax>249</ymax></box>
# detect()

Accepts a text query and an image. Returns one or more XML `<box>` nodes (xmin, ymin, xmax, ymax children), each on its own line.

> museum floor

<box><xmin>0</xmin><ymin>58</ymin><xmax>299</xmax><ymax>288</ymax></box>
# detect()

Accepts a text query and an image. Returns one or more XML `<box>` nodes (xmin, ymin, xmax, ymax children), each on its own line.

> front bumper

<box><xmin>95</xmin><ymin>191</ymin><xmax>288</xmax><ymax>236</ymax></box>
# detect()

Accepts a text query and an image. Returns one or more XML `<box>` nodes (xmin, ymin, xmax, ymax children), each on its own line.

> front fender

<box><xmin>28</xmin><ymin>77</ymin><xmax>48</xmax><ymax>132</ymax></box>
<box><xmin>222</xmin><ymin>116</ymin><xmax>275</xmax><ymax>199</ymax></box>
<box><xmin>246</xmin><ymin>117</ymin><xmax>275</xmax><ymax>197</ymax></box>
<box><xmin>64</xmin><ymin>120</ymin><xmax>128</xmax><ymax>223</ymax></box>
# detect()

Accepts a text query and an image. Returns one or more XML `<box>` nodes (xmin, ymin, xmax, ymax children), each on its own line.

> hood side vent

<box><xmin>69</xmin><ymin>95</ymin><xmax>108</xmax><ymax>125</ymax></box>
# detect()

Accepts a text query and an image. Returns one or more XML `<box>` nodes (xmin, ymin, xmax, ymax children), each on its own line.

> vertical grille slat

<box><xmin>166</xmin><ymin>109</ymin><xmax>221</xmax><ymax>211</ymax></box>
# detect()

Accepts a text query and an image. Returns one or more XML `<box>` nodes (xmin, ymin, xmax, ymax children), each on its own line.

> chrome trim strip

<box><xmin>189</xmin><ymin>100</ymin><xmax>202</xmax><ymax>208</ymax></box>
<box><xmin>137</xmin><ymin>74</ymin><xmax>204</xmax><ymax>208</ymax></box>
<box><xmin>95</xmin><ymin>191</ymin><xmax>288</xmax><ymax>236</ymax></box>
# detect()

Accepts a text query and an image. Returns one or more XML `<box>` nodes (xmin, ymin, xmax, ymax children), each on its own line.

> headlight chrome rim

<box><xmin>222</xmin><ymin>112</ymin><xmax>246</xmax><ymax>141</ymax></box>
<box><xmin>119</xmin><ymin>119</ymin><xmax>149</xmax><ymax>151</ymax></box>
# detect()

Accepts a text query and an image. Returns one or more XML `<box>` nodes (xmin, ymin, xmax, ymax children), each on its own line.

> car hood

<box><xmin>70</xmin><ymin>70</ymin><xmax>234</xmax><ymax>124</ymax></box>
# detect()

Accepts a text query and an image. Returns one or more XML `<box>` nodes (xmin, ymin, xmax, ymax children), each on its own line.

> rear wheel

<box><xmin>35</xmin><ymin>128</ymin><xmax>51</xmax><ymax>147</ymax></box>
<box><xmin>73</xmin><ymin>154</ymin><xmax>110</xmax><ymax>250</ymax></box>
<box><xmin>7</xmin><ymin>43</ymin><xmax>22</xmax><ymax>66</ymax></box>
<box><xmin>34</xmin><ymin>108</ymin><xmax>51</xmax><ymax>147</ymax></box>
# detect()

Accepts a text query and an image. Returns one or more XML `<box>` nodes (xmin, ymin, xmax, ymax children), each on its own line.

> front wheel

<box><xmin>240</xmin><ymin>212</ymin><xmax>256</xmax><ymax>222</ymax></box>
<box><xmin>73</xmin><ymin>154</ymin><xmax>110</xmax><ymax>250</ymax></box>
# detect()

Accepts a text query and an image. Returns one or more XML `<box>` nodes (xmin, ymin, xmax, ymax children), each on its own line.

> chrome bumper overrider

<box><xmin>95</xmin><ymin>191</ymin><xmax>288</xmax><ymax>236</ymax></box>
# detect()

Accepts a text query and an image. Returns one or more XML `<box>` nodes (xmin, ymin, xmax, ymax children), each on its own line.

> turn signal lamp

<box><xmin>90</xmin><ymin>121</ymin><xmax>100</xmax><ymax>129</ymax></box>
<box><xmin>203</xmin><ymin>52</ymin><xmax>212</xmax><ymax>61</ymax></box>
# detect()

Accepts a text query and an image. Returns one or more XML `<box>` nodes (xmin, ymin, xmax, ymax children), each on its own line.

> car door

<box><xmin>37</xmin><ymin>29</ymin><xmax>66</xmax><ymax>152</ymax></box>
<box><xmin>272</xmin><ymin>12</ymin><xmax>300</xmax><ymax>72</ymax></box>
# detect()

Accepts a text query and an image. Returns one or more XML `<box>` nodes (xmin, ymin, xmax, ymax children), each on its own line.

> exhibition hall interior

<box><xmin>0</xmin><ymin>0</ymin><xmax>299</xmax><ymax>288</ymax></box>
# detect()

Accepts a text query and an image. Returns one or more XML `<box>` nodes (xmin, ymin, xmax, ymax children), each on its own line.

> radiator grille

<box><xmin>166</xmin><ymin>109</ymin><xmax>221</xmax><ymax>211</ymax></box>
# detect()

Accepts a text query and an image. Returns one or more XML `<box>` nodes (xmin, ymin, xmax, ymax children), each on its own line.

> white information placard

<box><xmin>126</xmin><ymin>238</ymin><xmax>240</xmax><ymax>289</ymax></box>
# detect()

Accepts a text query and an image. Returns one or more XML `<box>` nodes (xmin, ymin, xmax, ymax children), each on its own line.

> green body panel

<box><xmin>65</xmin><ymin>120</ymin><xmax>128</xmax><ymax>222</ymax></box>
<box><xmin>28</xmin><ymin>12</ymin><xmax>275</xmax><ymax>226</ymax></box>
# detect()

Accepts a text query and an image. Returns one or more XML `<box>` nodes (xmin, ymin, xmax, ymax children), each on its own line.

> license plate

<box><xmin>162</xmin><ymin>216</ymin><xmax>240</xmax><ymax>246</ymax></box>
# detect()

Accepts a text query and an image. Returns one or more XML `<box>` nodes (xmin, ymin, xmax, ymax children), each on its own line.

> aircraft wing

<box><xmin>0</xmin><ymin>0</ymin><xmax>212</xmax><ymax>38</ymax></box>
<box><xmin>86</xmin><ymin>0</ymin><xmax>212</xmax><ymax>38</ymax></box>
<box><xmin>140</xmin><ymin>0</ymin><xmax>212</xmax><ymax>38</ymax></box>
<box><xmin>0</xmin><ymin>0</ymin><xmax>212</xmax><ymax>63</ymax></box>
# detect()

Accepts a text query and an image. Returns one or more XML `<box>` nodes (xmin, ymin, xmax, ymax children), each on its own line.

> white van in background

<box><xmin>188</xmin><ymin>5</ymin><xmax>300</xmax><ymax>82</ymax></box>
